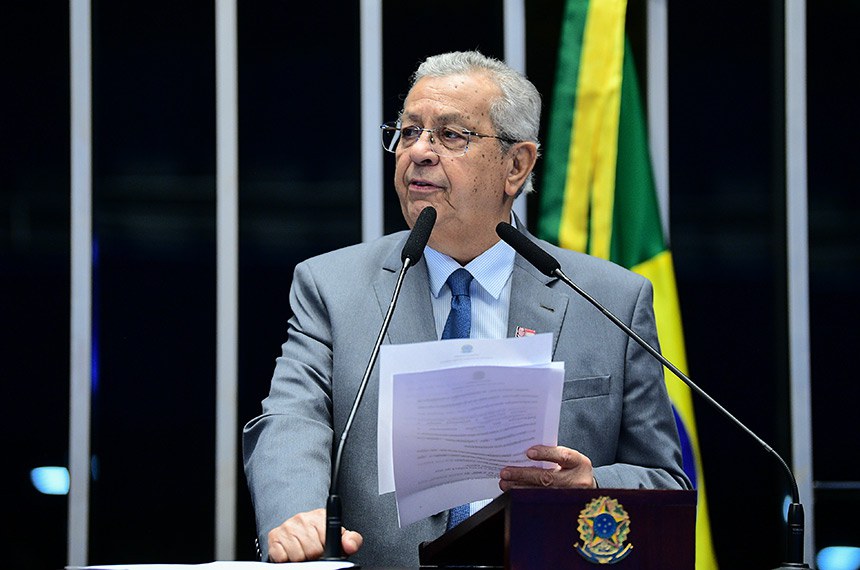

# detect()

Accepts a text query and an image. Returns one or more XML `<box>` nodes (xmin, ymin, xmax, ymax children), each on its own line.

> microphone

<box><xmin>402</xmin><ymin>205</ymin><xmax>437</xmax><ymax>263</ymax></box>
<box><xmin>321</xmin><ymin>206</ymin><xmax>437</xmax><ymax>560</ymax></box>
<box><xmin>496</xmin><ymin>222</ymin><xmax>809</xmax><ymax>570</ymax></box>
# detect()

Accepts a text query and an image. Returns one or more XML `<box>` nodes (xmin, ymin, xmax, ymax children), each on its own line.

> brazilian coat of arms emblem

<box><xmin>573</xmin><ymin>495</ymin><xmax>633</xmax><ymax>564</ymax></box>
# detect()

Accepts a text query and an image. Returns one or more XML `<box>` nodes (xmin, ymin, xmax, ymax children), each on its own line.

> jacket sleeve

<box><xmin>242</xmin><ymin>260</ymin><xmax>335</xmax><ymax>560</ymax></box>
<box><xmin>591</xmin><ymin>278</ymin><xmax>691</xmax><ymax>490</ymax></box>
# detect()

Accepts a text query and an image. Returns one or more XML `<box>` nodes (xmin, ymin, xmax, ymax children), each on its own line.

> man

<box><xmin>243</xmin><ymin>51</ymin><xmax>689</xmax><ymax>566</ymax></box>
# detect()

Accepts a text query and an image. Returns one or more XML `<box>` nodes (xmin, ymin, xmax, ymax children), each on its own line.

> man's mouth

<box><xmin>409</xmin><ymin>179</ymin><xmax>442</xmax><ymax>191</ymax></box>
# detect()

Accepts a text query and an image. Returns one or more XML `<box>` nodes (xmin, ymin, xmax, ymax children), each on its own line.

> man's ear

<box><xmin>504</xmin><ymin>142</ymin><xmax>538</xmax><ymax>198</ymax></box>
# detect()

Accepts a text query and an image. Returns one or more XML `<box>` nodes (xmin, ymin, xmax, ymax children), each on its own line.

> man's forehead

<box><xmin>402</xmin><ymin>73</ymin><xmax>497</xmax><ymax>124</ymax></box>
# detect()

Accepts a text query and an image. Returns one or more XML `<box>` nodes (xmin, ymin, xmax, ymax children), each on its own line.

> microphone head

<box><xmin>401</xmin><ymin>206</ymin><xmax>437</xmax><ymax>263</ymax></box>
<box><xmin>496</xmin><ymin>222</ymin><xmax>561</xmax><ymax>276</ymax></box>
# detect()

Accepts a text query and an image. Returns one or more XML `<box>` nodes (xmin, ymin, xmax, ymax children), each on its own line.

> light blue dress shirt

<box><xmin>424</xmin><ymin>238</ymin><xmax>515</xmax><ymax>342</ymax></box>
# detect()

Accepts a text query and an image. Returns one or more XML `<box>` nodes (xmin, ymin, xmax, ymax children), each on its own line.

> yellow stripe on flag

<box><xmin>559</xmin><ymin>0</ymin><xmax>626</xmax><ymax>259</ymax></box>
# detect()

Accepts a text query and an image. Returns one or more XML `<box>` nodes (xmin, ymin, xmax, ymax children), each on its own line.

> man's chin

<box><xmin>405</xmin><ymin>200</ymin><xmax>440</xmax><ymax>226</ymax></box>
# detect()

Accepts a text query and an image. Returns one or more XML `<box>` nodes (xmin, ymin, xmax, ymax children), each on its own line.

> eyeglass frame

<box><xmin>380</xmin><ymin>120</ymin><xmax>521</xmax><ymax>158</ymax></box>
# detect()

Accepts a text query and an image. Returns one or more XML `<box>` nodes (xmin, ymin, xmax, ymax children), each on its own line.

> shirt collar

<box><xmin>424</xmin><ymin>216</ymin><xmax>517</xmax><ymax>300</ymax></box>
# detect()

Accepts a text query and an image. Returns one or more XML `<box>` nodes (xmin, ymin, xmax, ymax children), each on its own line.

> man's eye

<box><xmin>401</xmin><ymin>126</ymin><xmax>422</xmax><ymax>139</ymax></box>
<box><xmin>440</xmin><ymin>127</ymin><xmax>467</xmax><ymax>142</ymax></box>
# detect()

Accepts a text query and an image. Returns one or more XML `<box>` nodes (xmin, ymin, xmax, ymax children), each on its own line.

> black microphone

<box><xmin>496</xmin><ymin>222</ymin><xmax>809</xmax><ymax>570</ymax></box>
<box><xmin>321</xmin><ymin>206</ymin><xmax>437</xmax><ymax>560</ymax></box>
<box><xmin>402</xmin><ymin>205</ymin><xmax>437</xmax><ymax>264</ymax></box>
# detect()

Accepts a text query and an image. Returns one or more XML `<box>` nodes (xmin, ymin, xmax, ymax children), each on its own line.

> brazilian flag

<box><xmin>538</xmin><ymin>0</ymin><xmax>718</xmax><ymax>567</ymax></box>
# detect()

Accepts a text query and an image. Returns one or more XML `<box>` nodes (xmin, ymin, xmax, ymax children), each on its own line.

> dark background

<box><xmin>1</xmin><ymin>1</ymin><xmax>857</xmax><ymax>568</ymax></box>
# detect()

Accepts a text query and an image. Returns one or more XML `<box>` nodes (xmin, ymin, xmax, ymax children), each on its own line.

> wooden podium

<box><xmin>419</xmin><ymin>488</ymin><xmax>696</xmax><ymax>569</ymax></box>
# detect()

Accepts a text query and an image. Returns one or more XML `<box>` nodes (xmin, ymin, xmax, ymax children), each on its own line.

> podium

<box><xmin>419</xmin><ymin>488</ymin><xmax>696</xmax><ymax>569</ymax></box>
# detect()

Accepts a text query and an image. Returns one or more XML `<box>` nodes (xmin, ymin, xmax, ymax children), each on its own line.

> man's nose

<box><xmin>409</xmin><ymin>130</ymin><xmax>439</xmax><ymax>163</ymax></box>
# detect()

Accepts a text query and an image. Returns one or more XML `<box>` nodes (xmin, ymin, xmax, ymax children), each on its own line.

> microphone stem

<box><xmin>322</xmin><ymin>257</ymin><xmax>414</xmax><ymax>560</ymax></box>
<box><xmin>331</xmin><ymin>256</ymin><xmax>413</xmax><ymax>490</ymax></box>
<box><xmin>549</xmin><ymin>265</ymin><xmax>808</xmax><ymax>567</ymax></box>
<box><xmin>552</xmin><ymin>268</ymin><xmax>801</xmax><ymax>505</ymax></box>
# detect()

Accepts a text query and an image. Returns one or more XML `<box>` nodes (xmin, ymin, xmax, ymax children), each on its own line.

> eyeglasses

<box><xmin>380</xmin><ymin>121</ymin><xmax>519</xmax><ymax>158</ymax></box>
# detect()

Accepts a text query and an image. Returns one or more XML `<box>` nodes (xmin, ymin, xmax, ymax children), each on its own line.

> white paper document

<box><xmin>392</xmin><ymin>362</ymin><xmax>564</xmax><ymax>526</ymax></box>
<box><xmin>376</xmin><ymin>333</ymin><xmax>563</xmax><ymax>527</ymax></box>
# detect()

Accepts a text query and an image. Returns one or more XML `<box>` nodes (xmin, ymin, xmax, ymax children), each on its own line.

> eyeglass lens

<box><xmin>381</xmin><ymin>124</ymin><xmax>469</xmax><ymax>157</ymax></box>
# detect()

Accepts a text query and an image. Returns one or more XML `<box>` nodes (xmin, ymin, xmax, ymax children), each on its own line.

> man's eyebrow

<box><xmin>401</xmin><ymin>111</ymin><xmax>465</xmax><ymax>125</ymax></box>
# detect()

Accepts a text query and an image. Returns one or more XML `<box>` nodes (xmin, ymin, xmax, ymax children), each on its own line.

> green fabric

<box><xmin>538</xmin><ymin>0</ymin><xmax>590</xmax><ymax>246</ymax></box>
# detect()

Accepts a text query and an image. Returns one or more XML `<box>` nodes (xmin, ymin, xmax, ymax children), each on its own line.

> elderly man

<box><xmin>243</xmin><ymin>50</ymin><xmax>689</xmax><ymax>566</ymax></box>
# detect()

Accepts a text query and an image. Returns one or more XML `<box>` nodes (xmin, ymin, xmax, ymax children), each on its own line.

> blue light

<box><xmin>818</xmin><ymin>547</ymin><xmax>860</xmax><ymax>570</ymax></box>
<box><xmin>31</xmin><ymin>466</ymin><xmax>70</xmax><ymax>495</ymax></box>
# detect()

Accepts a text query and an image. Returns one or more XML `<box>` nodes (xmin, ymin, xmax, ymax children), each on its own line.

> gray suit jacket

<box><xmin>242</xmin><ymin>226</ymin><xmax>690</xmax><ymax>566</ymax></box>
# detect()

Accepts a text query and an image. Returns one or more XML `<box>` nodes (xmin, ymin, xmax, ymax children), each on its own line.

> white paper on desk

<box><xmin>70</xmin><ymin>561</ymin><xmax>354</xmax><ymax>569</ymax></box>
<box><xmin>71</xmin><ymin>561</ymin><xmax>353</xmax><ymax>569</ymax></box>
<box><xmin>377</xmin><ymin>333</ymin><xmax>554</xmax><ymax>494</ymax></box>
<box><xmin>391</xmin><ymin>362</ymin><xmax>564</xmax><ymax>527</ymax></box>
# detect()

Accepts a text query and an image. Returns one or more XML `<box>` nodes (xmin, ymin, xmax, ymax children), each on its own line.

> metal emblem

<box><xmin>574</xmin><ymin>495</ymin><xmax>633</xmax><ymax>564</ymax></box>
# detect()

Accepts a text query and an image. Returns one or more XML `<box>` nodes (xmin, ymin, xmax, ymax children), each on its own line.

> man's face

<box><xmin>394</xmin><ymin>72</ymin><xmax>519</xmax><ymax>262</ymax></box>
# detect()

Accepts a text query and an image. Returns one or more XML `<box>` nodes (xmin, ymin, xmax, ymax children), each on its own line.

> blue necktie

<box><xmin>441</xmin><ymin>268</ymin><xmax>473</xmax><ymax>341</ymax></box>
<box><xmin>442</xmin><ymin>268</ymin><xmax>473</xmax><ymax>530</ymax></box>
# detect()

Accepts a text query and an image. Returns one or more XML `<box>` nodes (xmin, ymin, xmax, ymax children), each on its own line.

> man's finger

<box><xmin>527</xmin><ymin>445</ymin><xmax>583</xmax><ymax>469</ymax></box>
<box><xmin>342</xmin><ymin>529</ymin><xmax>364</xmax><ymax>555</ymax></box>
<box><xmin>268</xmin><ymin>538</ymin><xmax>288</xmax><ymax>563</ymax></box>
<box><xmin>499</xmin><ymin>466</ymin><xmax>555</xmax><ymax>487</ymax></box>
<box><xmin>269</xmin><ymin>529</ymin><xmax>309</xmax><ymax>562</ymax></box>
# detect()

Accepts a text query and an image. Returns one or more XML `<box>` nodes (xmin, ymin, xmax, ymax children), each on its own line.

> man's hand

<box><xmin>499</xmin><ymin>445</ymin><xmax>597</xmax><ymax>491</ymax></box>
<box><xmin>267</xmin><ymin>508</ymin><xmax>363</xmax><ymax>562</ymax></box>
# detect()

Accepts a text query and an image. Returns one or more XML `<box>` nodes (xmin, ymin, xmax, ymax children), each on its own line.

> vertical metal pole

<box><xmin>785</xmin><ymin>0</ymin><xmax>814</xmax><ymax>564</ymax></box>
<box><xmin>215</xmin><ymin>0</ymin><xmax>238</xmax><ymax>559</ymax></box>
<box><xmin>69</xmin><ymin>0</ymin><xmax>92</xmax><ymax>565</ymax></box>
<box><xmin>361</xmin><ymin>0</ymin><xmax>383</xmax><ymax>242</ymax></box>
<box><xmin>504</xmin><ymin>0</ymin><xmax>528</xmax><ymax>223</ymax></box>
<box><xmin>647</xmin><ymin>0</ymin><xmax>670</xmax><ymax>238</ymax></box>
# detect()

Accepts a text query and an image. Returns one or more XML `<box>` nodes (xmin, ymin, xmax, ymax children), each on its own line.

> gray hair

<box><xmin>409</xmin><ymin>51</ymin><xmax>542</xmax><ymax>195</ymax></box>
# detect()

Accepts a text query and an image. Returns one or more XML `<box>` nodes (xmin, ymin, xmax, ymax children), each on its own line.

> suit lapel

<box><xmin>507</xmin><ymin>219</ymin><xmax>569</xmax><ymax>356</ymax></box>
<box><xmin>508</xmin><ymin>260</ymin><xmax>568</xmax><ymax>355</ymax></box>
<box><xmin>373</xmin><ymin>239</ymin><xmax>437</xmax><ymax>346</ymax></box>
